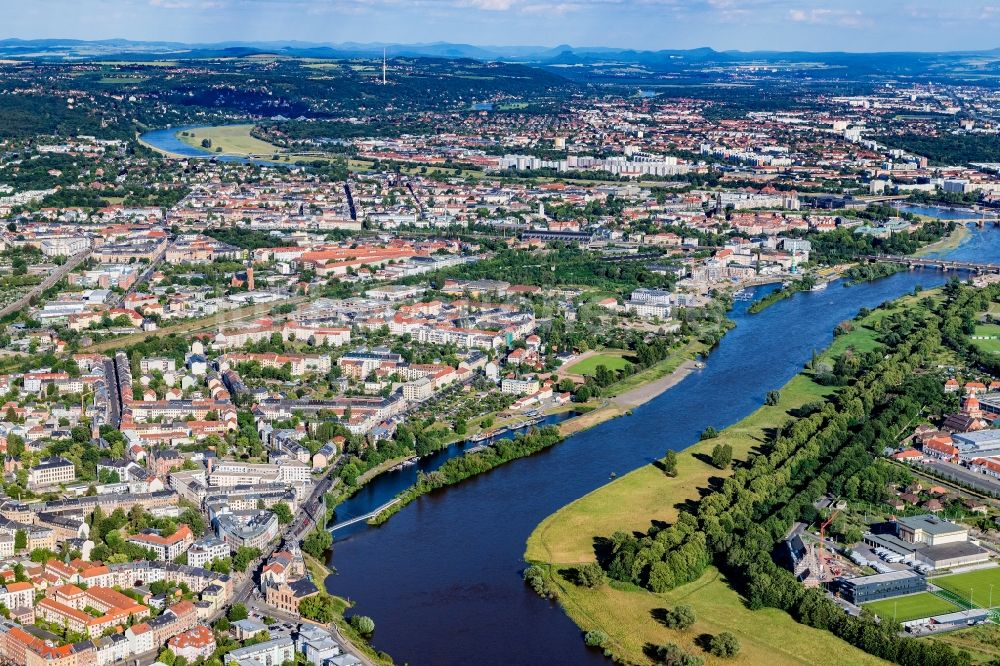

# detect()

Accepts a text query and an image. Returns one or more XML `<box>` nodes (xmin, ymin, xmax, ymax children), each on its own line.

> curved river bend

<box><xmin>322</xmin><ymin>225</ymin><xmax>1000</xmax><ymax>666</ymax></box>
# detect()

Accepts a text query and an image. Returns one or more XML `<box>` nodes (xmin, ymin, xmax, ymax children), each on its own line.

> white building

<box><xmin>501</xmin><ymin>377</ymin><xmax>540</xmax><ymax>396</ymax></box>
<box><xmin>225</xmin><ymin>637</ymin><xmax>295</xmax><ymax>666</ymax></box>
<box><xmin>186</xmin><ymin>537</ymin><xmax>230</xmax><ymax>569</ymax></box>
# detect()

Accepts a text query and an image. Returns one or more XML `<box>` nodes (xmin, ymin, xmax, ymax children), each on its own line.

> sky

<box><xmin>4</xmin><ymin>0</ymin><xmax>1000</xmax><ymax>53</ymax></box>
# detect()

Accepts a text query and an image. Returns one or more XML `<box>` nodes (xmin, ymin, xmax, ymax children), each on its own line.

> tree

<box><xmin>699</xmin><ymin>426</ymin><xmax>719</xmax><ymax>440</ymax></box>
<box><xmin>709</xmin><ymin>632</ymin><xmax>741</xmax><ymax>658</ymax></box>
<box><xmin>227</xmin><ymin>604</ymin><xmax>248</xmax><ymax>622</ymax></box>
<box><xmin>584</xmin><ymin>630</ymin><xmax>607</xmax><ymax>648</ymax></box>
<box><xmin>662</xmin><ymin>450</ymin><xmax>678</xmax><ymax>477</ymax></box>
<box><xmin>350</xmin><ymin>615</ymin><xmax>375</xmax><ymax>636</ymax></box>
<box><xmin>656</xmin><ymin>643</ymin><xmax>703</xmax><ymax>666</ymax></box>
<box><xmin>303</xmin><ymin>527</ymin><xmax>333</xmax><ymax>559</ymax></box>
<box><xmin>158</xmin><ymin>649</ymin><xmax>176</xmax><ymax>666</ymax></box>
<box><xmin>574</xmin><ymin>385</ymin><xmax>592</xmax><ymax>402</ymax></box>
<box><xmin>233</xmin><ymin>546</ymin><xmax>262</xmax><ymax>573</ymax></box>
<box><xmin>271</xmin><ymin>502</ymin><xmax>293</xmax><ymax>524</ymax></box>
<box><xmin>662</xmin><ymin>604</ymin><xmax>695</xmax><ymax>630</ymax></box>
<box><xmin>765</xmin><ymin>390</ymin><xmax>781</xmax><ymax>406</ymax></box>
<box><xmin>576</xmin><ymin>563</ymin><xmax>606</xmax><ymax>589</ymax></box>
<box><xmin>710</xmin><ymin>443</ymin><xmax>732</xmax><ymax>470</ymax></box>
<box><xmin>14</xmin><ymin>529</ymin><xmax>27</xmax><ymax>551</ymax></box>
<box><xmin>299</xmin><ymin>593</ymin><xmax>338</xmax><ymax>623</ymax></box>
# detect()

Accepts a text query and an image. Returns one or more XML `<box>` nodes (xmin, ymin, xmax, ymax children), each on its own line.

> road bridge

<box><xmin>865</xmin><ymin>254</ymin><xmax>1000</xmax><ymax>273</ymax></box>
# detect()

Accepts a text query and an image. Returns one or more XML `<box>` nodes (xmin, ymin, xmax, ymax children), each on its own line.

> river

<box><xmin>320</xmin><ymin>225</ymin><xmax>1000</xmax><ymax>665</ymax></box>
<box><xmin>140</xmin><ymin>125</ymin><xmax>263</xmax><ymax>164</ymax></box>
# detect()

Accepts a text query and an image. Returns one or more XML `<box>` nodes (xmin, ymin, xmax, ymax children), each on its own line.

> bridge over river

<box><xmin>866</xmin><ymin>254</ymin><xmax>1000</xmax><ymax>273</ymax></box>
<box><xmin>330</xmin><ymin>498</ymin><xmax>401</xmax><ymax>532</ymax></box>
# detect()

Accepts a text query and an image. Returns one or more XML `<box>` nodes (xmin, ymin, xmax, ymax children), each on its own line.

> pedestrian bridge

<box><xmin>329</xmin><ymin>498</ymin><xmax>401</xmax><ymax>532</ymax></box>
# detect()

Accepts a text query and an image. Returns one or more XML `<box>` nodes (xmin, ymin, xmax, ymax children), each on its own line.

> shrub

<box><xmin>662</xmin><ymin>604</ymin><xmax>695</xmax><ymax>630</ymax></box>
<box><xmin>656</xmin><ymin>642</ymin><xmax>703</xmax><ymax>666</ymax></box>
<box><xmin>708</xmin><ymin>632</ymin><xmax>740</xmax><ymax>658</ymax></box>
<box><xmin>576</xmin><ymin>563</ymin><xmax>606</xmax><ymax>588</ymax></box>
<box><xmin>350</xmin><ymin>615</ymin><xmax>375</xmax><ymax>636</ymax></box>
<box><xmin>584</xmin><ymin>630</ymin><xmax>607</xmax><ymax>648</ymax></box>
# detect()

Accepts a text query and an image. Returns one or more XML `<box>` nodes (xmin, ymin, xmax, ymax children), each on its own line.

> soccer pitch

<box><xmin>932</xmin><ymin>568</ymin><xmax>1000</xmax><ymax>609</ymax></box>
<box><xmin>863</xmin><ymin>593</ymin><xmax>960</xmax><ymax>623</ymax></box>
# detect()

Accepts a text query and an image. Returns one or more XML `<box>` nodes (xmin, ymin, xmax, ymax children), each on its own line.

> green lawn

<box><xmin>177</xmin><ymin>124</ymin><xmax>284</xmax><ymax>156</ymax></box>
<box><xmin>932</xmin><ymin>567</ymin><xmax>1000</xmax><ymax>608</ymax></box>
<box><xmin>971</xmin><ymin>323</ymin><xmax>1000</xmax><ymax>355</ymax></box>
<box><xmin>567</xmin><ymin>352</ymin><xmax>633</xmax><ymax>376</ymax></box>
<box><xmin>863</xmin><ymin>593</ymin><xmax>959</xmax><ymax>623</ymax></box>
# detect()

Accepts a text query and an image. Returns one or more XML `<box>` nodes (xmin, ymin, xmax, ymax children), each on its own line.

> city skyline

<box><xmin>5</xmin><ymin>0</ymin><xmax>1000</xmax><ymax>53</ymax></box>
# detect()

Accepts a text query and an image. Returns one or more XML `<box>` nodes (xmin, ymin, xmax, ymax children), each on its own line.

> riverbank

<box><xmin>559</xmin><ymin>357</ymin><xmax>702</xmax><ymax>438</ymax></box>
<box><xmin>366</xmin><ymin>341</ymin><xmax>709</xmax><ymax>526</ymax></box>
<box><xmin>524</xmin><ymin>306</ymin><xmax>899</xmax><ymax>665</ymax></box>
<box><xmin>915</xmin><ymin>222</ymin><xmax>971</xmax><ymax>256</ymax></box>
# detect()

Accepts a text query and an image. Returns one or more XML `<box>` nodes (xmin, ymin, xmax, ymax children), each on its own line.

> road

<box><xmin>115</xmin><ymin>245</ymin><xmax>167</xmax><ymax>307</ymax></box>
<box><xmin>208</xmin><ymin>464</ymin><xmax>337</xmax><ymax>623</ymax></box>
<box><xmin>925</xmin><ymin>460</ymin><xmax>1000</xmax><ymax>498</ymax></box>
<box><xmin>245</xmin><ymin>599</ymin><xmax>378</xmax><ymax>666</ymax></box>
<box><xmin>0</xmin><ymin>248</ymin><xmax>91</xmax><ymax>319</ymax></box>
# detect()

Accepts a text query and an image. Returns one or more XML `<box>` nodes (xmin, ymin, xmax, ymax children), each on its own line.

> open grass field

<box><xmin>564</xmin><ymin>351</ymin><xmax>633</xmax><ymax>377</ymax></box>
<box><xmin>177</xmin><ymin>124</ymin><xmax>283</xmax><ymax>156</ymax></box>
<box><xmin>527</xmin><ymin>372</ymin><xmax>834</xmax><ymax>565</ymax></box>
<box><xmin>932</xmin><ymin>567</ymin><xmax>1000</xmax><ymax>608</ymax></box>
<box><xmin>862</xmin><ymin>593</ymin><xmax>959</xmax><ymax>623</ymax></box>
<box><xmin>925</xmin><ymin>624</ymin><xmax>1000</xmax><ymax>665</ymax></box>
<box><xmin>525</xmin><ymin>311</ymin><xmax>892</xmax><ymax>664</ymax></box>
<box><xmin>541</xmin><ymin>566</ymin><xmax>887</xmax><ymax>666</ymax></box>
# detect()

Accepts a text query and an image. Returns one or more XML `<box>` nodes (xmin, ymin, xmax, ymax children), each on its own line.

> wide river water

<box><xmin>320</xmin><ymin>222</ymin><xmax>1000</xmax><ymax>666</ymax></box>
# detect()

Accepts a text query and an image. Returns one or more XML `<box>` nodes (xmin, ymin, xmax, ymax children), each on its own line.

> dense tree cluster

<box><xmin>599</xmin><ymin>292</ymin><xmax>972</xmax><ymax>666</ymax></box>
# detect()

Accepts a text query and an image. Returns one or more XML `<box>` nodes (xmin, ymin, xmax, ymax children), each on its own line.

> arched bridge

<box><xmin>865</xmin><ymin>255</ymin><xmax>1000</xmax><ymax>274</ymax></box>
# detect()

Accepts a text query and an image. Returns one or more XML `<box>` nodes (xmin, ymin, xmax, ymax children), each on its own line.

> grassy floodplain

<box><xmin>177</xmin><ymin>124</ymin><xmax>282</xmax><ymax>156</ymax></box>
<box><xmin>524</xmin><ymin>303</ymin><xmax>914</xmax><ymax>665</ymax></box>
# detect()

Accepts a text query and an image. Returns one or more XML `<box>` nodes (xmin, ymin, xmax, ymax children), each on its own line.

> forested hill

<box><xmin>0</xmin><ymin>56</ymin><xmax>572</xmax><ymax>140</ymax></box>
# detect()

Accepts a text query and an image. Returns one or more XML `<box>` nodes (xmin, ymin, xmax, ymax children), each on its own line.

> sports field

<box><xmin>932</xmin><ymin>567</ymin><xmax>1000</xmax><ymax>609</ymax></box>
<box><xmin>564</xmin><ymin>351</ymin><xmax>633</xmax><ymax>376</ymax></box>
<box><xmin>862</xmin><ymin>593</ymin><xmax>959</xmax><ymax>623</ymax></box>
<box><xmin>971</xmin><ymin>323</ymin><xmax>1000</xmax><ymax>355</ymax></box>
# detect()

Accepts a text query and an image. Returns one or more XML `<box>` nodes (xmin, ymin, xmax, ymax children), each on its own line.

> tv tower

<box><xmin>382</xmin><ymin>49</ymin><xmax>387</xmax><ymax>85</ymax></box>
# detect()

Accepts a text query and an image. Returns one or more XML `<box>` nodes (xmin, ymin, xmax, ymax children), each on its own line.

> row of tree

<box><xmin>600</xmin><ymin>291</ymin><xmax>971</xmax><ymax>665</ymax></box>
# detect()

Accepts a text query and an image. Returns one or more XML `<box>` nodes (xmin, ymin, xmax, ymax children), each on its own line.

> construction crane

<box><xmin>818</xmin><ymin>509</ymin><xmax>840</xmax><ymax>582</ymax></box>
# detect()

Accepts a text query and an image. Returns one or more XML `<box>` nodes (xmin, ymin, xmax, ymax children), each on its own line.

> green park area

<box><xmin>177</xmin><ymin>124</ymin><xmax>284</xmax><ymax>156</ymax></box>
<box><xmin>932</xmin><ymin>567</ymin><xmax>1000</xmax><ymax>609</ymax></box>
<box><xmin>563</xmin><ymin>351</ymin><xmax>634</xmax><ymax>377</ymax></box>
<box><xmin>526</xmin><ymin>368</ymin><xmax>847</xmax><ymax>663</ymax></box>
<box><xmin>863</xmin><ymin>593</ymin><xmax>960</xmax><ymax>624</ymax></box>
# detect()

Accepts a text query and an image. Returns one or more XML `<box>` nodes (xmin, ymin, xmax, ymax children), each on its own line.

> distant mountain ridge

<box><xmin>1</xmin><ymin>38</ymin><xmax>998</xmax><ymax>73</ymax></box>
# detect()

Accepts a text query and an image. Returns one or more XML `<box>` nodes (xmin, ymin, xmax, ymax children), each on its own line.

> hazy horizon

<box><xmin>4</xmin><ymin>1</ymin><xmax>1000</xmax><ymax>54</ymax></box>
